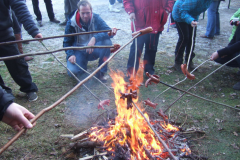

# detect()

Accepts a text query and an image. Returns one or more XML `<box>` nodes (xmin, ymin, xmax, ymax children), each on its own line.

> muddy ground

<box><xmin>0</xmin><ymin>0</ymin><xmax>240</xmax><ymax>159</ymax></box>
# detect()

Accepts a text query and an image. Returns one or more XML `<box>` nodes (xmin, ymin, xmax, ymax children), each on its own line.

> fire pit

<box><xmin>68</xmin><ymin>68</ymin><xmax>193</xmax><ymax>160</ymax></box>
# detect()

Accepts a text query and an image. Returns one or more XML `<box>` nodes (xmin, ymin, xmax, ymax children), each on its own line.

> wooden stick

<box><xmin>0</xmin><ymin>31</ymin><xmax>144</xmax><ymax>155</ymax></box>
<box><xmin>0</xmin><ymin>29</ymin><xmax>120</xmax><ymax>46</ymax></box>
<box><xmin>131</xmin><ymin>101</ymin><xmax>177</xmax><ymax>160</ymax></box>
<box><xmin>79</xmin><ymin>152</ymin><xmax>107</xmax><ymax>160</ymax></box>
<box><xmin>0</xmin><ymin>46</ymin><xmax>114</xmax><ymax>61</ymax></box>
<box><xmin>71</xmin><ymin>130</ymin><xmax>89</xmax><ymax>141</ymax></box>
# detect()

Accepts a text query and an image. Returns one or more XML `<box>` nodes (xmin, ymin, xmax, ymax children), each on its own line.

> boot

<box><xmin>188</xmin><ymin>61</ymin><xmax>197</xmax><ymax>71</ymax></box>
<box><xmin>15</xmin><ymin>34</ymin><xmax>34</xmax><ymax>62</ymax></box>
<box><xmin>173</xmin><ymin>62</ymin><xmax>182</xmax><ymax>73</ymax></box>
<box><xmin>108</xmin><ymin>4</ymin><xmax>120</xmax><ymax>12</ymax></box>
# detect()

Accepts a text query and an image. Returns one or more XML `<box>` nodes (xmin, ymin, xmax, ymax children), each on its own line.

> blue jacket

<box><xmin>172</xmin><ymin>0</ymin><xmax>212</xmax><ymax>24</ymax></box>
<box><xmin>63</xmin><ymin>11</ymin><xmax>112</xmax><ymax>60</ymax></box>
<box><xmin>0</xmin><ymin>0</ymin><xmax>39</xmax><ymax>41</ymax></box>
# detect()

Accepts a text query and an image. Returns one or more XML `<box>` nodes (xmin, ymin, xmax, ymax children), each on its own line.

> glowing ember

<box><xmin>88</xmin><ymin>64</ymin><xmax>190</xmax><ymax>159</ymax></box>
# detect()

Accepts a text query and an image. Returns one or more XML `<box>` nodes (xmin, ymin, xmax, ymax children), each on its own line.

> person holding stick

<box><xmin>172</xmin><ymin>0</ymin><xmax>212</xmax><ymax>72</ymax></box>
<box><xmin>210</xmin><ymin>25</ymin><xmax>240</xmax><ymax>90</ymax></box>
<box><xmin>0</xmin><ymin>87</ymin><xmax>35</xmax><ymax>131</ymax></box>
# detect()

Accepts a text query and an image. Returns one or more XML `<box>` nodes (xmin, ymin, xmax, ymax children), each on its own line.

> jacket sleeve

<box><xmin>63</xmin><ymin>20</ymin><xmax>76</xmax><ymax>60</ymax></box>
<box><xmin>230</xmin><ymin>9</ymin><xmax>240</xmax><ymax>21</ymax></box>
<box><xmin>0</xmin><ymin>87</ymin><xmax>15</xmax><ymax>121</ymax></box>
<box><xmin>179</xmin><ymin>0</ymin><xmax>197</xmax><ymax>24</ymax></box>
<box><xmin>10</xmin><ymin>0</ymin><xmax>40</xmax><ymax>38</ymax></box>
<box><xmin>93</xmin><ymin>15</ymin><xmax>112</xmax><ymax>43</ymax></box>
<box><xmin>165</xmin><ymin>0</ymin><xmax>174</xmax><ymax>12</ymax></box>
<box><xmin>123</xmin><ymin>0</ymin><xmax>135</xmax><ymax>14</ymax></box>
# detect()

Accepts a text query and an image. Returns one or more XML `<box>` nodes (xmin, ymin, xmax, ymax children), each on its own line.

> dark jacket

<box><xmin>123</xmin><ymin>0</ymin><xmax>174</xmax><ymax>33</ymax></box>
<box><xmin>218</xmin><ymin>25</ymin><xmax>240</xmax><ymax>57</ymax></box>
<box><xmin>63</xmin><ymin>11</ymin><xmax>112</xmax><ymax>60</ymax></box>
<box><xmin>0</xmin><ymin>0</ymin><xmax>39</xmax><ymax>42</ymax></box>
<box><xmin>0</xmin><ymin>87</ymin><xmax>14</xmax><ymax>121</ymax></box>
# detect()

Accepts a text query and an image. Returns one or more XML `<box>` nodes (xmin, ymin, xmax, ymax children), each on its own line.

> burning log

<box><xmin>71</xmin><ymin>129</ymin><xmax>90</xmax><ymax>141</ymax></box>
<box><xmin>70</xmin><ymin>141</ymin><xmax>102</xmax><ymax>149</ymax></box>
<box><xmin>143</xmin><ymin>98</ymin><xmax>158</xmax><ymax>109</ymax></box>
<box><xmin>120</xmin><ymin>89</ymin><xmax>137</xmax><ymax>109</ymax></box>
<box><xmin>114</xmin><ymin>143</ymin><xmax>131</xmax><ymax>160</ymax></box>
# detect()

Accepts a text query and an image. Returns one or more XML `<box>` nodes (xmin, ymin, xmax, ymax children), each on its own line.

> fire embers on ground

<box><xmin>68</xmin><ymin>69</ymin><xmax>192</xmax><ymax>160</ymax></box>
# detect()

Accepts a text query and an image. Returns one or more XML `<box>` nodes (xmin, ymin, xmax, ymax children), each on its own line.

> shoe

<box><xmin>96</xmin><ymin>72</ymin><xmax>107</xmax><ymax>83</ymax></box>
<box><xmin>24</xmin><ymin>56</ymin><xmax>34</xmax><ymax>62</ymax></box>
<box><xmin>200</xmin><ymin>35</ymin><xmax>214</xmax><ymax>40</ymax></box>
<box><xmin>233</xmin><ymin>82</ymin><xmax>240</xmax><ymax>90</ymax></box>
<box><xmin>50</xmin><ymin>18</ymin><xmax>60</xmax><ymax>23</ymax></box>
<box><xmin>188</xmin><ymin>61</ymin><xmax>197</xmax><ymax>71</ymax></box>
<box><xmin>170</xmin><ymin>24</ymin><xmax>176</xmax><ymax>28</ymax></box>
<box><xmin>37</xmin><ymin>20</ymin><xmax>43</xmax><ymax>27</ymax></box>
<box><xmin>59</xmin><ymin>20</ymin><xmax>67</xmax><ymax>26</ymax></box>
<box><xmin>173</xmin><ymin>63</ymin><xmax>182</xmax><ymax>73</ymax></box>
<box><xmin>26</xmin><ymin>92</ymin><xmax>38</xmax><ymax>101</ymax></box>
<box><xmin>109</xmin><ymin>4</ymin><xmax>120</xmax><ymax>12</ymax></box>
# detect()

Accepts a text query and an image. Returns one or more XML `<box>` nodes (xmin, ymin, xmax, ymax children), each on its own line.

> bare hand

<box><xmin>210</xmin><ymin>52</ymin><xmax>219</xmax><ymax>61</ymax></box>
<box><xmin>86</xmin><ymin>37</ymin><xmax>96</xmax><ymax>54</ymax></box>
<box><xmin>2</xmin><ymin>103</ymin><xmax>35</xmax><ymax>131</ymax></box>
<box><xmin>191</xmin><ymin>21</ymin><xmax>198</xmax><ymax>27</ymax></box>
<box><xmin>68</xmin><ymin>55</ymin><xmax>76</xmax><ymax>64</ymax></box>
<box><xmin>108</xmin><ymin>27</ymin><xmax>117</xmax><ymax>36</ymax></box>
<box><xmin>129</xmin><ymin>13</ymin><xmax>136</xmax><ymax>21</ymax></box>
<box><xmin>34</xmin><ymin>33</ymin><xmax>43</xmax><ymax>39</ymax></box>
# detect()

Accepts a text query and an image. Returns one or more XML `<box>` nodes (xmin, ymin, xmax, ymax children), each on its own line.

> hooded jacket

<box><xmin>0</xmin><ymin>87</ymin><xmax>14</xmax><ymax>121</ymax></box>
<box><xmin>123</xmin><ymin>0</ymin><xmax>174</xmax><ymax>33</ymax></box>
<box><xmin>172</xmin><ymin>0</ymin><xmax>212</xmax><ymax>24</ymax></box>
<box><xmin>63</xmin><ymin>10</ymin><xmax>112</xmax><ymax>60</ymax></box>
<box><xmin>0</xmin><ymin>0</ymin><xmax>39</xmax><ymax>42</ymax></box>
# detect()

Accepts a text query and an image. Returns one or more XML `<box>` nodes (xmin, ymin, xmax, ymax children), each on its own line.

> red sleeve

<box><xmin>123</xmin><ymin>0</ymin><xmax>135</xmax><ymax>14</ymax></box>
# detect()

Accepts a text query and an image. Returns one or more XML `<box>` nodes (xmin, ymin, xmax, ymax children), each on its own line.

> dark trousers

<box><xmin>67</xmin><ymin>39</ymin><xmax>112</xmax><ymax>77</ymax></box>
<box><xmin>127</xmin><ymin>32</ymin><xmax>161</xmax><ymax>75</ymax></box>
<box><xmin>175</xmin><ymin>22</ymin><xmax>196</xmax><ymax>64</ymax></box>
<box><xmin>0</xmin><ymin>37</ymin><xmax>38</xmax><ymax>93</ymax></box>
<box><xmin>32</xmin><ymin>0</ymin><xmax>55</xmax><ymax>21</ymax></box>
<box><xmin>109</xmin><ymin>0</ymin><xmax>122</xmax><ymax>5</ymax></box>
<box><xmin>215</xmin><ymin>51</ymin><xmax>240</xmax><ymax>68</ymax></box>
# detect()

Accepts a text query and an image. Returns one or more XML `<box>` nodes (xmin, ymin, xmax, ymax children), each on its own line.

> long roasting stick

<box><xmin>40</xmin><ymin>41</ymin><xmax>101</xmax><ymax>102</ymax></box>
<box><xmin>131</xmin><ymin>101</ymin><xmax>177</xmax><ymax>160</ymax></box>
<box><xmin>0</xmin><ymin>46</ymin><xmax>114</xmax><ymax>61</ymax></box>
<box><xmin>0</xmin><ymin>29</ymin><xmax>120</xmax><ymax>46</ymax></box>
<box><xmin>0</xmin><ymin>27</ymin><xmax>152</xmax><ymax>155</ymax></box>
<box><xmin>164</xmin><ymin>53</ymin><xmax>240</xmax><ymax>113</ymax></box>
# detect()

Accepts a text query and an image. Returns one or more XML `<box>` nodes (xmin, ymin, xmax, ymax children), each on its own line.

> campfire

<box><xmin>69</xmin><ymin>66</ymin><xmax>192</xmax><ymax>160</ymax></box>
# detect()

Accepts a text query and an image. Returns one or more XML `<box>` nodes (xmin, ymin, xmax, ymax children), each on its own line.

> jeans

<box><xmin>205</xmin><ymin>1</ymin><xmax>221</xmax><ymax>37</ymax></box>
<box><xmin>109</xmin><ymin>0</ymin><xmax>122</xmax><ymax>5</ymax></box>
<box><xmin>0</xmin><ymin>36</ymin><xmax>38</xmax><ymax>93</ymax></box>
<box><xmin>64</xmin><ymin>0</ymin><xmax>78</xmax><ymax>19</ymax></box>
<box><xmin>32</xmin><ymin>0</ymin><xmax>55</xmax><ymax>21</ymax></box>
<box><xmin>175</xmin><ymin>22</ymin><xmax>196</xmax><ymax>64</ymax></box>
<box><xmin>67</xmin><ymin>39</ymin><xmax>112</xmax><ymax>77</ymax></box>
<box><xmin>127</xmin><ymin>33</ymin><xmax>161</xmax><ymax>75</ymax></box>
<box><xmin>214</xmin><ymin>51</ymin><xmax>240</xmax><ymax>68</ymax></box>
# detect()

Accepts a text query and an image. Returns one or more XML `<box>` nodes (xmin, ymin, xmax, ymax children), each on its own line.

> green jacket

<box><xmin>229</xmin><ymin>8</ymin><xmax>240</xmax><ymax>41</ymax></box>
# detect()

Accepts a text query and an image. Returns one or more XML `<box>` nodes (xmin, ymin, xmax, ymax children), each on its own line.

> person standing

<box><xmin>60</xmin><ymin>0</ymin><xmax>79</xmax><ymax>26</ymax></box>
<box><xmin>123</xmin><ymin>0</ymin><xmax>174</xmax><ymax>77</ymax></box>
<box><xmin>32</xmin><ymin>0</ymin><xmax>60</xmax><ymax>27</ymax></box>
<box><xmin>0</xmin><ymin>0</ymin><xmax>43</xmax><ymax>101</ymax></box>
<box><xmin>172</xmin><ymin>0</ymin><xmax>212</xmax><ymax>72</ymax></box>
<box><xmin>200</xmin><ymin>0</ymin><xmax>225</xmax><ymax>39</ymax></box>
